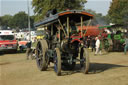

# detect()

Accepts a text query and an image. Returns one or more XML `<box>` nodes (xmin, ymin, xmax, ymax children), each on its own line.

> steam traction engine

<box><xmin>34</xmin><ymin>10</ymin><xmax>93</xmax><ymax>76</ymax></box>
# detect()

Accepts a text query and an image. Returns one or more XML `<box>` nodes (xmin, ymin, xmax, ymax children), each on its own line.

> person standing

<box><xmin>87</xmin><ymin>36</ymin><xmax>91</xmax><ymax>48</ymax></box>
<box><xmin>91</xmin><ymin>37</ymin><xmax>96</xmax><ymax>52</ymax></box>
<box><xmin>95</xmin><ymin>37</ymin><xmax>101</xmax><ymax>55</ymax></box>
<box><xmin>26</xmin><ymin>41</ymin><xmax>32</xmax><ymax>60</ymax></box>
<box><xmin>124</xmin><ymin>36</ymin><xmax>128</xmax><ymax>55</ymax></box>
<box><xmin>83</xmin><ymin>36</ymin><xmax>87</xmax><ymax>48</ymax></box>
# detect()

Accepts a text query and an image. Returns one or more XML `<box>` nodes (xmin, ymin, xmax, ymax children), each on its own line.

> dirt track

<box><xmin>0</xmin><ymin>51</ymin><xmax>128</xmax><ymax>85</ymax></box>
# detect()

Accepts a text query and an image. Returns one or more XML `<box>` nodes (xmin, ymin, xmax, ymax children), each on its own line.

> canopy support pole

<box><xmin>67</xmin><ymin>17</ymin><xmax>69</xmax><ymax>37</ymax></box>
<box><xmin>58</xmin><ymin>19</ymin><xmax>67</xmax><ymax>37</ymax></box>
<box><xmin>81</xmin><ymin>16</ymin><xmax>83</xmax><ymax>37</ymax></box>
<box><xmin>59</xmin><ymin>27</ymin><xmax>61</xmax><ymax>43</ymax></box>
<box><xmin>84</xmin><ymin>19</ymin><xmax>92</xmax><ymax>36</ymax></box>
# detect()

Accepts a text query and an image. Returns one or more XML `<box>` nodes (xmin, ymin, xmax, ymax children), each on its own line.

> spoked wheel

<box><xmin>36</xmin><ymin>40</ymin><xmax>48</xmax><ymax>71</ymax></box>
<box><xmin>54</xmin><ymin>48</ymin><xmax>61</xmax><ymax>76</ymax></box>
<box><xmin>80</xmin><ymin>48</ymin><xmax>89</xmax><ymax>74</ymax></box>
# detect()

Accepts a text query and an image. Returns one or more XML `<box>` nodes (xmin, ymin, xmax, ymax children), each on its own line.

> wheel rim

<box><xmin>54</xmin><ymin>48</ymin><xmax>61</xmax><ymax>76</ymax></box>
<box><xmin>36</xmin><ymin>42</ymin><xmax>43</xmax><ymax>69</ymax></box>
<box><xmin>80</xmin><ymin>48</ymin><xmax>89</xmax><ymax>74</ymax></box>
<box><xmin>36</xmin><ymin>40</ymin><xmax>48</xmax><ymax>71</ymax></box>
<box><xmin>54</xmin><ymin>53</ymin><xmax>58</xmax><ymax>73</ymax></box>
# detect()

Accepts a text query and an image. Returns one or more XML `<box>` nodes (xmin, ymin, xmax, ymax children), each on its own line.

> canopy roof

<box><xmin>98</xmin><ymin>24</ymin><xmax>123</xmax><ymax>29</ymax></box>
<box><xmin>34</xmin><ymin>10</ymin><xmax>93</xmax><ymax>27</ymax></box>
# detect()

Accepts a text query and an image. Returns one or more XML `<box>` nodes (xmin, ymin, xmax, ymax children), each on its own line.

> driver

<box><xmin>70</xmin><ymin>20</ymin><xmax>78</xmax><ymax>34</ymax></box>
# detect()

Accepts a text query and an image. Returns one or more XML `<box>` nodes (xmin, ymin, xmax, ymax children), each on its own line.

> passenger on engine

<box><xmin>70</xmin><ymin>20</ymin><xmax>78</xmax><ymax>34</ymax></box>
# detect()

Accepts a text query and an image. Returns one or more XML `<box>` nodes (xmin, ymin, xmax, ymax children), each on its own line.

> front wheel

<box><xmin>80</xmin><ymin>48</ymin><xmax>89</xmax><ymax>74</ymax></box>
<box><xmin>54</xmin><ymin>48</ymin><xmax>61</xmax><ymax>76</ymax></box>
<box><xmin>36</xmin><ymin>40</ymin><xmax>48</xmax><ymax>71</ymax></box>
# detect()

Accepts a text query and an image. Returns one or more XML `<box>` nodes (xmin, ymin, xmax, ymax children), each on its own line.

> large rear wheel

<box><xmin>54</xmin><ymin>48</ymin><xmax>61</xmax><ymax>76</ymax></box>
<box><xmin>80</xmin><ymin>48</ymin><xmax>89</xmax><ymax>74</ymax></box>
<box><xmin>36</xmin><ymin>40</ymin><xmax>48</xmax><ymax>71</ymax></box>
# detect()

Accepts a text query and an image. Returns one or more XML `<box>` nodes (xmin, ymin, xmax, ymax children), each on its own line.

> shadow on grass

<box><xmin>0</xmin><ymin>51</ymin><xmax>5</xmax><ymax>56</ymax></box>
<box><xmin>89</xmin><ymin>63</ymin><xmax>128</xmax><ymax>74</ymax></box>
<box><xmin>46</xmin><ymin>63</ymin><xmax>128</xmax><ymax>76</ymax></box>
<box><xmin>0</xmin><ymin>50</ymin><xmax>26</xmax><ymax>55</ymax></box>
<box><xmin>0</xmin><ymin>62</ymin><xmax>11</xmax><ymax>66</ymax></box>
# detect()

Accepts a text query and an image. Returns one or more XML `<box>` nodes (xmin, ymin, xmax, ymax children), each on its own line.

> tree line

<box><xmin>32</xmin><ymin>0</ymin><xmax>109</xmax><ymax>25</ymax></box>
<box><xmin>32</xmin><ymin>0</ymin><xmax>128</xmax><ymax>27</ymax></box>
<box><xmin>1</xmin><ymin>0</ymin><xmax>127</xmax><ymax>30</ymax></box>
<box><xmin>32</xmin><ymin>0</ymin><xmax>87</xmax><ymax>21</ymax></box>
<box><xmin>0</xmin><ymin>11</ymin><xmax>35</xmax><ymax>30</ymax></box>
<box><xmin>108</xmin><ymin>0</ymin><xmax>128</xmax><ymax>26</ymax></box>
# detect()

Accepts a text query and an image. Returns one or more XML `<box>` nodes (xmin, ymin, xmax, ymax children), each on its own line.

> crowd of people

<box><xmin>84</xmin><ymin>35</ymin><xmax>102</xmax><ymax>55</ymax></box>
<box><xmin>84</xmin><ymin>31</ymin><xmax>128</xmax><ymax>56</ymax></box>
<box><xmin>25</xmin><ymin>30</ymin><xmax>128</xmax><ymax>60</ymax></box>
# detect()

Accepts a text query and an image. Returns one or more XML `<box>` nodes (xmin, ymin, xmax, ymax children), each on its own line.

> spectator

<box><xmin>83</xmin><ymin>36</ymin><xmax>87</xmax><ymax>48</ymax></box>
<box><xmin>95</xmin><ymin>37</ymin><xmax>102</xmax><ymax>55</ymax></box>
<box><xmin>126</xmin><ymin>31</ymin><xmax>128</xmax><ymax>37</ymax></box>
<box><xmin>87</xmin><ymin>36</ymin><xmax>91</xmax><ymax>48</ymax></box>
<box><xmin>91</xmin><ymin>37</ymin><xmax>96</xmax><ymax>52</ymax></box>
<box><xmin>26</xmin><ymin>41</ymin><xmax>32</xmax><ymax>60</ymax></box>
<box><xmin>124</xmin><ymin>36</ymin><xmax>128</xmax><ymax>55</ymax></box>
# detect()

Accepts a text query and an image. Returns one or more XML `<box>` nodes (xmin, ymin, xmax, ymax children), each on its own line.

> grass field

<box><xmin>0</xmin><ymin>51</ymin><xmax>128</xmax><ymax>85</ymax></box>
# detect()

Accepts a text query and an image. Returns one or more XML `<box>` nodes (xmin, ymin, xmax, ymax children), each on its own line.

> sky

<box><xmin>85</xmin><ymin>0</ymin><xmax>112</xmax><ymax>15</ymax></box>
<box><xmin>0</xmin><ymin>0</ymin><xmax>112</xmax><ymax>16</ymax></box>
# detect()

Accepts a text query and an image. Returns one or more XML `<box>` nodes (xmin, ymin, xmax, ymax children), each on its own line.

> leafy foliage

<box><xmin>32</xmin><ymin>0</ymin><xmax>87</xmax><ymax>21</ymax></box>
<box><xmin>108</xmin><ymin>0</ymin><xmax>128</xmax><ymax>25</ymax></box>
<box><xmin>85</xmin><ymin>9</ymin><xmax>109</xmax><ymax>25</ymax></box>
<box><xmin>0</xmin><ymin>15</ymin><xmax>13</xmax><ymax>29</ymax></box>
<box><xmin>11</xmin><ymin>12</ymin><xmax>28</xmax><ymax>29</ymax></box>
<box><xmin>0</xmin><ymin>11</ymin><xmax>35</xmax><ymax>30</ymax></box>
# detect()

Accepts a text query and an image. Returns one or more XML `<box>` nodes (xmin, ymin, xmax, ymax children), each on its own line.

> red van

<box><xmin>0</xmin><ymin>30</ymin><xmax>18</xmax><ymax>52</ymax></box>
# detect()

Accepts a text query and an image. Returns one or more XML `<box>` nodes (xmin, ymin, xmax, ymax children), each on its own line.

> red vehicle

<box><xmin>18</xmin><ymin>40</ymin><xmax>28</xmax><ymax>51</ymax></box>
<box><xmin>78</xmin><ymin>25</ymin><xmax>107</xmax><ymax>37</ymax></box>
<box><xmin>0</xmin><ymin>30</ymin><xmax>18</xmax><ymax>52</ymax></box>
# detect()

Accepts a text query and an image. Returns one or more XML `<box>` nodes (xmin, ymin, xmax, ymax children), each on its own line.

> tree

<box><xmin>85</xmin><ymin>9</ymin><xmax>109</xmax><ymax>26</ymax></box>
<box><xmin>0</xmin><ymin>15</ymin><xmax>13</xmax><ymax>29</ymax></box>
<box><xmin>9</xmin><ymin>11</ymin><xmax>34</xmax><ymax>30</ymax></box>
<box><xmin>108</xmin><ymin>0</ymin><xmax>128</xmax><ymax>25</ymax></box>
<box><xmin>10</xmin><ymin>11</ymin><xmax>28</xmax><ymax>29</ymax></box>
<box><xmin>32</xmin><ymin>0</ymin><xmax>87</xmax><ymax>21</ymax></box>
<box><xmin>0</xmin><ymin>12</ymin><xmax>35</xmax><ymax>30</ymax></box>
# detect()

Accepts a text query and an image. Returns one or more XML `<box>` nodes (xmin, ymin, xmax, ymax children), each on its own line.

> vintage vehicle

<box><xmin>18</xmin><ymin>40</ymin><xmax>28</xmax><ymax>52</ymax></box>
<box><xmin>98</xmin><ymin>25</ymin><xmax>125</xmax><ymax>52</ymax></box>
<box><xmin>77</xmin><ymin>25</ymin><xmax>102</xmax><ymax>37</ymax></box>
<box><xmin>34</xmin><ymin>10</ymin><xmax>93</xmax><ymax>76</ymax></box>
<box><xmin>0</xmin><ymin>30</ymin><xmax>18</xmax><ymax>52</ymax></box>
<box><xmin>36</xmin><ymin>30</ymin><xmax>45</xmax><ymax>40</ymax></box>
